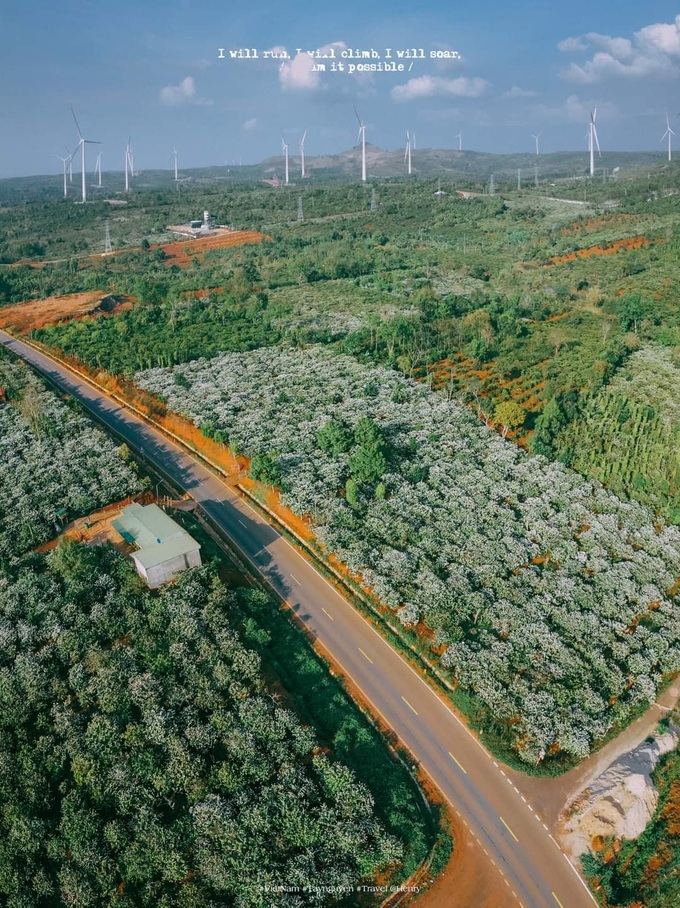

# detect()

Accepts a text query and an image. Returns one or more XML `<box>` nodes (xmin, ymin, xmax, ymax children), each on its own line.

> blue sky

<box><xmin>1</xmin><ymin>1</ymin><xmax>680</xmax><ymax>178</ymax></box>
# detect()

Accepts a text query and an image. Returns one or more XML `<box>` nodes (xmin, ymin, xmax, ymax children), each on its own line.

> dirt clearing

<box><xmin>0</xmin><ymin>291</ymin><xmax>134</xmax><ymax>333</ymax></box>
<box><xmin>160</xmin><ymin>229</ymin><xmax>268</xmax><ymax>267</ymax></box>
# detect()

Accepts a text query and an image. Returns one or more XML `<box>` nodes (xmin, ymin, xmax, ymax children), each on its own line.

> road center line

<box><xmin>238</xmin><ymin>518</ymin><xmax>247</xmax><ymax>528</ymax></box>
<box><xmin>448</xmin><ymin>752</ymin><xmax>468</xmax><ymax>774</ymax></box>
<box><xmin>401</xmin><ymin>696</ymin><xmax>419</xmax><ymax>715</ymax></box>
<box><xmin>321</xmin><ymin>607</ymin><xmax>334</xmax><ymax>621</ymax></box>
<box><xmin>500</xmin><ymin>816</ymin><xmax>519</xmax><ymax>843</ymax></box>
<box><xmin>290</xmin><ymin>573</ymin><xmax>301</xmax><ymax>585</ymax></box>
<box><xmin>358</xmin><ymin>647</ymin><xmax>374</xmax><ymax>664</ymax></box>
<box><xmin>552</xmin><ymin>893</ymin><xmax>565</xmax><ymax>908</ymax></box>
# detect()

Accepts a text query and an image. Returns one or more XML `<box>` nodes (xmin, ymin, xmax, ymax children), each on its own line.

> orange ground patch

<box><xmin>182</xmin><ymin>287</ymin><xmax>224</xmax><ymax>300</ymax></box>
<box><xmin>0</xmin><ymin>291</ymin><xmax>134</xmax><ymax>333</ymax></box>
<box><xmin>546</xmin><ymin>234</ymin><xmax>663</xmax><ymax>266</ymax></box>
<box><xmin>159</xmin><ymin>229</ymin><xmax>268</xmax><ymax>268</ymax></box>
<box><xmin>560</xmin><ymin>213</ymin><xmax>634</xmax><ymax>236</ymax></box>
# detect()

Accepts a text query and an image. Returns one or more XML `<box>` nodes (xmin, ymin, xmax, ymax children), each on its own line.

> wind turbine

<box><xmin>661</xmin><ymin>112</ymin><xmax>675</xmax><ymax>162</ymax></box>
<box><xmin>172</xmin><ymin>145</ymin><xmax>179</xmax><ymax>181</ymax></box>
<box><xmin>589</xmin><ymin>107</ymin><xmax>601</xmax><ymax>177</ymax></box>
<box><xmin>405</xmin><ymin>131</ymin><xmax>412</xmax><ymax>175</ymax></box>
<box><xmin>56</xmin><ymin>154</ymin><xmax>70</xmax><ymax>198</ymax></box>
<box><xmin>412</xmin><ymin>132</ymin><xmax>416</xmax><ymax>150</ymax></box>
<box><xmin>125</xmin><ymin>138</ymin><xmax>134</xmax><ymax>191</ymax></box>
<box><xmin>354</xmin><ymin>106</ymin><xmax>367</xmax><ymax>182</ymax></box>
<box><xmin>93</xmin><ymin>151</ymin><xmax>102</xmax><ymax>188</ymax></box>
<box><xmin>532</xmin><ymin>133</ymin><xmax>541</xmax><ymax>156</ymax></box>
<box><xmin>71</xmin><ymin>106</ymin><xmax>100</xmax><ymax>203</ymax></box>
<box><xmin>299</xmin><ymin>130</ymin><xmax>307</xmax><ymax>178</ymax></box>
<box><xmin>281</xmin><ymin>137</ymin><xmax>289</xmax><ymax>185</ymax></box>
<box><xmin>455</xmin><ymin>132</ymin><xmax>462</xmax><ymax>151</ymax></box>
<box><xmin>64</xmin><ymin>146</ymin><xmax>74</xmax><ymax>182</ymax></box>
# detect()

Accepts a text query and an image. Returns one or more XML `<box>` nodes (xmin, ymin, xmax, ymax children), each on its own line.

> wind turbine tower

<box><xmin>173</xmin><ymin>146</ymin><xmax>179</xmax><ymax>181</ymax></box>
<box><xmin>125</xmin><ymin>138</ymin><xmax>134</xmax><ymax>192</ymax></box>
<box><xmin>299</xmin><ymin>130</ymin><xmax>307</xmax><ymax>178</ymax></box>
<box><xmin>412</xmin><ymin>132</ymin><xmax>416</xmax><ymax>150</ymax></box>
<box><xmin>354</xmin><ymin>107</ymin><xmax>367</xmax><ymax>182</ymax></box>
<box><xmin>589</xmin><ymin>108</ymin><xmax>601</xmax><ymax>177</ymax></box>
<box><xmin>71</xmin><ymin>106</ymin><xmax>100</xmax><ymax>203</ymax></box>
<box><xmin>532</xmin><ymin>133</ymin><xmax>541</xmax><ymax>156</ymax></box>
<box><xmin>64</xmin><ymin>146</ymin><xmax>73</xmax><ymax>182</ymax></box>
<box><xmin>456</xmin><ymin>133</ymin><xmax>462</xmax><ymax>152</ymax></box>
<box><xmin>661</xmin><ymin>112</ymin><xmax>675</xmax><ymax>162</ymax></box>
<box><xmin>94</xmin><ymin>151</ymin><xmax>102</xmax><ymax>188</ymax></box>
<box><xmin>56</xmin><ymin>154</ymin><xmax>70</xmax><ymax>198</ymax></box>
<box><xmin>282</xmin><ymin>137</ymin><xmax>289</xmax><ymax>185</ymax></box>
<box><xmin>405</xmin><ymin>131</ymin><xmax>412</xmax><ymax>175</ymax></box>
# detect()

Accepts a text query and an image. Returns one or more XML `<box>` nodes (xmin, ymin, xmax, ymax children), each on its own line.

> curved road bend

<box><xmin>2</xmin><ymin>331</ymin><xmax>598</xmax><ymax>908</ymax></box>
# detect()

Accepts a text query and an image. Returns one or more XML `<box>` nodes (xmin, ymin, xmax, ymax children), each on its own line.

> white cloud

<box><xmin>503</xmin><ymin>85</ymin><xmax>538</xmax><ymax>99</ymax></box>
<box><xmin>558</xmin><ymin>37</ymin><xmax>588</xmax><ymax>53</ymax></box>
<box><xmin>391</xmin><ymin>75</ymin><xmax>489</xmax><ymax>102</ymax></box>
<box><xmin>243</xmin><ymin>118</ymin><xmax>258</xmax><ymax>132</ymax></box>
<box><xmin>559</xmin><ymin>15</ymin><xmax>680</xmax><ymax>83</ymax></box>
<box><xmin>159</xmin><ymin>76</ymin><xmax>211</xmax><ymax>106</ymax></box>
<box><xmin>534</xmin><ymin>93</ymin><xmax>616</xmax><ymax>124</ymax></box>
<box><xmin>279</xmin><ymin>42</ymin><xmax>347</xmax><ymax>91</ymax></box>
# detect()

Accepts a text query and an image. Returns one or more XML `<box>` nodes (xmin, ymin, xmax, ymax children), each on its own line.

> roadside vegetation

<box><xmin>0</xmin><ymin>548</ymin><xmax>405</xmax><ymax>906</ymax></box>
<box><xmin>0</xmin><ymin>350</ymin><xmax>139</xmax><ymax>558</ymax></box>
<box><xmin>136</xmin><ymin>345</ymin><xmax>680</xmax><ymax>766</ymax></box>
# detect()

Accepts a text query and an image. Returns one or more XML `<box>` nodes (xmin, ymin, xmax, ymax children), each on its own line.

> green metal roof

<box><xmin>113</xmin><ymin>503</ymin><xmax>200</xmax><ymax>572</ymax></box>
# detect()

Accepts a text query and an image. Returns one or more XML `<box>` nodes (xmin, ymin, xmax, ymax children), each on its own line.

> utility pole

<box><xmin>517</xmin><ymin>168</ymin><xmax>521</xmax><ymax>190</ymax></box>
<box><xmin>297</xmin><ymin>195</ymin><xmax>304</xmax><ymax>221</ymax></box>
<box><xmin>534</xmin><ymin>163</ymin><xmax>538</xmax><ymax>187</ymax></box>
<box><xmin>370</xmin><ymin>186</ymin><xmax>377</xmax><ymax>211</ymax></box>
<box><xmin>104</xmin><ymin>221</ymin><xmax>112</xmax><ymax>254</ymax></box>
<box><xmin>489</xmin><ymin>173</ymin><xmax>495</xmax><ymax>195</ymax></box>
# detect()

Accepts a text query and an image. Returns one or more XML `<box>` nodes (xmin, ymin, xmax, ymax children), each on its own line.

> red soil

<box><xmin>546</xmin><ymin>234</ymin><xmax>663</xmax><ymax>266</ymax></box>
<box><xmin>560</xmin><ymin>213</ymin><xmax>633</xmax><ymax>236</ymax></box>
<box><xmin>0</xmin><ymin>291</ymin><xmax>134</xmax><ymax>333</ymax></box>
<box><xmin>159</xmin><ymin>230</ymin><xmax>268</xmax><ymax>268</ymax></box>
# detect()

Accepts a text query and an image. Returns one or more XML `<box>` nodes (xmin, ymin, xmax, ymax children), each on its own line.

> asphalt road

<box><xmin>2</xmin><ymin>330</ymin><xmax>599</xmax><ymax>908</ymax></box>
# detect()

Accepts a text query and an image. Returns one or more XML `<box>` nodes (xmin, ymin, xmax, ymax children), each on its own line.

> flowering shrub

<box><xmin>0</xmin><ymin>358</ymin><xmax>139</xmax><ymax>558</ymax></box>
<box><xmin>138</xmin><ymin>346</ymin><xmax>680</xmax><ymax>763</ymax></box>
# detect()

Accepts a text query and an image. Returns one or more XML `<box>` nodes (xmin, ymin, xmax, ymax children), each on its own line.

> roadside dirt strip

<box><xmin>1</xmin><ymin>329</ymin><xmax>599</xmax><ymax>908</ymax></box>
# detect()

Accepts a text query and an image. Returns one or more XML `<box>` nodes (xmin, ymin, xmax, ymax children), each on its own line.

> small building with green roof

<box><xmin>112</xmin><ymin>502</ymin><xmax>201</xmax><ymax>588</ymax></box>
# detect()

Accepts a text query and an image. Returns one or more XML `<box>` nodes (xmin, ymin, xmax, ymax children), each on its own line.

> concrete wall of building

<box><xmin>132</xmin><ymin>548</ymin><xmax>202</xmax><ymax>589</ymax></box>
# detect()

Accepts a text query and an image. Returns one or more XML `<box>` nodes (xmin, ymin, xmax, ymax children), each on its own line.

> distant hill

<box><xmin>0</xmin><ymin>147</ymin><xmax>673</xmax><ymax>202</ymax></box>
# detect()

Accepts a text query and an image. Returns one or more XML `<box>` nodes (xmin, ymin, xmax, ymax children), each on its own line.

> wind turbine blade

<box><xmin>301</xmin><ymin>130</ymin><xmax>306</xmax><ymax>145</ymax></box>
<box><xmin>70</xmin><ymin>105</ymin><xmax>83</xmax><ymax>139</ymax></box>
<box><xmin>593</xmin><ymin>125</ymin><xmax>601</xmax><ymax>155</ymax></box>
<box><xmin>353</xmin><ymin>105</ymin><xmax>362</xmax><ymax>126</ymax></box>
